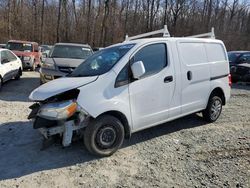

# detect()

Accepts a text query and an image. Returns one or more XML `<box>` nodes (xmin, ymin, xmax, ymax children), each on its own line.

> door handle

<box><xmin>187</xmin><ymin>71</ymin><xmax>192</xmax><ymax>80</ymax></box>
<box><xmin>164</xmin><ymin>76</ymin><xmax>173</xmax><ymax>83</ymax></box>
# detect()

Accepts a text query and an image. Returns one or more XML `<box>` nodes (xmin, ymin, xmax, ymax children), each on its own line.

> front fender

<box><xmin>76</xmin><ymin>72</ymin><xmax>133</xmax><ymax>129</ymax></box>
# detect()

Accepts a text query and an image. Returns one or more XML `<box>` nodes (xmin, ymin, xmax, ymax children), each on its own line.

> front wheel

<box><xmin>202</xmin><ymin>96</ymin><xmax>222</xmax><ymax>123</ymax></box>
<box><xmin>14</xmin><ymin>69</ymin><xmax>22</xmax><ymax>80</ymax></box>
<box><xmin>84</xmin><ymin>115</ymin><xmax>125</xmax><ymax>157</ymax></box>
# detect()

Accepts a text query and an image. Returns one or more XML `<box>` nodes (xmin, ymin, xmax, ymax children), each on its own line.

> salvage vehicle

<box><xmin>39</xmin><ymin>43</ymin><xmax>93</xmax><ymax>84</ymax></box>
<box><xmin>227</xmin><ymin>51</ymin><xmax>250</xmax><ymax>82</ymax></box>
<box><xmin>0</xmin><ymin>49</ymin><xmax>22</xmax><ymax>89</ymax></box>
<box><xmin>28</xmin><ymin>26</ymin><xmax>231</xmax><ymax>156</ymax></box>
<box><xmin>6</xmin><ymin>40</ymin><xmax>42</xmax><ymax>71</ymax></box>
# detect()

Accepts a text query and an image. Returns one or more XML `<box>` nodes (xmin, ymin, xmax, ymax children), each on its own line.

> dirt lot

<box><xmin>0</xmin><ymin>71</ymin><xmax>249</xmax><ymax>188</ymax></box>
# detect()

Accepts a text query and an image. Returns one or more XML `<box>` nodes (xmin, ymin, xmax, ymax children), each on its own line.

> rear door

<box><xmin>6</xmin><ymin>50</ymin><xmax>20</xmax><ymax>76</ymax></box>
<box><xmin>128</xmin><ymin>42</ymin><xmax>175</xmax><ymax>131</ymax></box>
<box><xmin>177</xmin><ymin>41</ymin><xmax>210</xmax><ymax>114</ymax></box>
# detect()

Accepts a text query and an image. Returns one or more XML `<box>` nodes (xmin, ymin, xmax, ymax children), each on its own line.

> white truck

<box><xmin>0</xmin><ymin>49</ymin><xmax>23</xmax><ymax>89</ymax></box>
<box><xmin>28</xmin><ymin>26</ymin><xmax>231</xmax><ymax>156</ymax></box>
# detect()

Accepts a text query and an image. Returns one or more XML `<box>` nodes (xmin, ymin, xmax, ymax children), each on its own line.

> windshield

<box><xmin>69</xmin><ymin>44</ymin><xmax>135</xmax><ymax>77</ymax></box>
<box><xmin>50</xmin><ymin>45</ymin><xmax>93</xmax><ymax>59</ymax></box>
<box><xmin>7</xmin><ymin>42</ymin><xmax>33</xmax><ymax>52</ymax></box>
<box><xmin>228</xmin><ymin>52</ymin><xmax>241</xmax><ymax>63</ymax></box>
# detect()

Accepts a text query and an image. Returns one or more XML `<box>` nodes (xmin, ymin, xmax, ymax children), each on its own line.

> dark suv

<box><xmin>228</xmin><ymin>51</ymin><xmax>250</xmax><ymax>83</ymax></box>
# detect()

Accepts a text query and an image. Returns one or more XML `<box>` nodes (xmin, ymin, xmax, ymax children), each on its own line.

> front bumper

<box><xmin>39</xmin><ymin>120</ymin><xmax>86</xmax><ymax>147</ymax></box>
<box><xmin>40</xmin><ymin>68</ymin><xmax>66</xmax><ymax>84</ymax></box>
<box><xmin>28</xmin><ymin>103</ymin><xmax>88</xmax><ymax>147</ymax></box>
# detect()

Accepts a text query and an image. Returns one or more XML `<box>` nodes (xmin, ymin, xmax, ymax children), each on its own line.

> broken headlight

<box><xmin>38</xmin><ymin>100</ymin><xmax>77</xmax><ymax>120</ymax></box>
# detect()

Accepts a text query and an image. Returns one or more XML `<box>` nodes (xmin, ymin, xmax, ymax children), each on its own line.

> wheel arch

<box><xmin>97</xmin><ymin>110</ymin><xmax>131</xmax><ymax>139</ymax></box>
<box><xmin>209</xmin><ymin>87</ymin><xmax>226</xmax><ymax>105</ymax></box>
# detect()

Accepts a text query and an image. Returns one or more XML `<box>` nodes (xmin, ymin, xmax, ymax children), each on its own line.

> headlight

<box><xmin>38</xmin><ymin>100</ymin><xmax>77</xmax><ymax>120</ymax></box>
<box><xmin>42</xmin><ymin>61</ymin><xmax>55</xmax><ymax>69</ymax></box>
<box><xmin>23</xmin><ymin>56</ymin><xmax>31</xmax><ymax>61</ymax></box>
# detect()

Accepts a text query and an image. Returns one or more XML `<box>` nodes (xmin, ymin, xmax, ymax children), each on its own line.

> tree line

<box><xmin>0</xmin><ymin>0</ymin><xmax>249</xmax><ymax>50</ymax></box>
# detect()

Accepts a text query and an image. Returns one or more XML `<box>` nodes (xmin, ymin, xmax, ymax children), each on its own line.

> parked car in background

<box><xmin>227</xmin><ymin>51</ymin><xmax>250</xmax><ymax>82</ymax></box>
<box><xmin>6</xmin><ymin>40</ymin><xmax>42</xmax><ymax>71</ymax></box>
<box><xmin>0</xmin><ymin>49</ymin><xmax>22</xmax><ymax>90</ymax></box>
<box><xmin>40</xmin><ymin>43</ymin><xmax>93</xmax><ymax>84</ymax></box>
<box><xmin>0</xmin><ymin>44</ymin><xmax>6</xmax><ymax>48</ymax></box>
<box><xmin>40</xmin><ymin>45</ymin><xmax>53</xmax><ymax>58</ymax></box>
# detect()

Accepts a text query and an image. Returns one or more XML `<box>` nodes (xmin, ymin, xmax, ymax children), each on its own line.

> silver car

<box><xmin>40</xmin><ymin>43</ymin><xmax>93</xmax><ymax>84</ymax></box>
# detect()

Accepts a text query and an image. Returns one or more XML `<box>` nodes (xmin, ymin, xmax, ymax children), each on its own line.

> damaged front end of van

<box><xmin>28</xmin><ymin>77</ymin><xmax>97</xmax><ymax>148</ymax></box>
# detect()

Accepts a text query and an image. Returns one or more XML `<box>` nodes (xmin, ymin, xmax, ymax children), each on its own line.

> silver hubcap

<box><xmin>210</xmin><ymin>99</ymin><xmax>222</xmax><ymax>120</ymax></box>
<box><xmin>97</xmin><ymin>126</ymin><xmax>116</xmax><ymax>148</ymax></box>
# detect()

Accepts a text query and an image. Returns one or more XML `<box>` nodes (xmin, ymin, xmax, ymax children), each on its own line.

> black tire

<box><xmin>14</xmin><ymin>69</ymin><xmax>22</xmax><ymax>80</ymax></box>
<box><xmin>202</xmin><ymin>95</ymin><xmax>222</xmax><ymax>123</ymax></box>
<box><xmin>84</xmin><ymin>115</ymin><xmax>125</xmax><ymax>157</ymax></box>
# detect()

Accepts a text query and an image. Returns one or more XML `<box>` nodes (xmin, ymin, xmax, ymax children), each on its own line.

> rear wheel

<box><xmin>84</xmin><ymin>115</ymin><xmax>125</xmax><ymax>157</ymax></box>
<box><xmin>202</xmin><ymin>96</ymin><xmax>222</xmax><ymax>123</ymax></box>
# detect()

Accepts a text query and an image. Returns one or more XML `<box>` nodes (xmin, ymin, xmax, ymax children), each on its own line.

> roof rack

<box><xmin>187</xmin><ymin>27</ymin><xmax>215</xmax><ymax>39</ymax></box>
<box><xmin>125</xmin><ymin>25</ymin><xmax>170</xmax><ymax>41</ymax></box>
<box><xmin>124</xmin><ymin>26</ymin><xmax>215</xmax><ymax>41</ymax></box>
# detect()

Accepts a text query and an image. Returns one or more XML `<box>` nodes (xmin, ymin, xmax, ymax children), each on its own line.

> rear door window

<box><xmin>133</xmin><ymin>43</ymin><xmax>167</xmax><ymax>77</ymax></box>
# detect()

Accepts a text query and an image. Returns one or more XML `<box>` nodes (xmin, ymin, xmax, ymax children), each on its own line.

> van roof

<box><xmin>8</xmin><ymin>40</ymin><xmax>38</xmax><ymax>45</ymax></box>
<box><xmin>55</xmin><ymin>43</ymin><xmax>91</xmax><ymax>48</ymax></box>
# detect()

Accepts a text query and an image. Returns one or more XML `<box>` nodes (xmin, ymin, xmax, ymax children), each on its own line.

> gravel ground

<box><xmin>0</xmin><ymin>72</ymin><xmax>249</xmax><ymax>188</ymax></box>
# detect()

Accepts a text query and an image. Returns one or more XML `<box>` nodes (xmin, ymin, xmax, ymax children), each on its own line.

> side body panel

<box><xmin>177</xmin><ymin>41</ymin><xmax>211</xmax><ymax>114</ymax></box>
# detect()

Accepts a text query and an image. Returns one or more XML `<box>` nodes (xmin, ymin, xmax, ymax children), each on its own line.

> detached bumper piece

<box><xmin>38</xmin><ymin>120</ymin><xmax>85</xmax><ymax>147</ymax></box>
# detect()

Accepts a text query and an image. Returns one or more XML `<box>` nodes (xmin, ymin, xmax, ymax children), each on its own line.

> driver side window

<box><xmin>132</xmin><ymin>43</ymin><xmax>167</xmax><ymax>77</ymax></box>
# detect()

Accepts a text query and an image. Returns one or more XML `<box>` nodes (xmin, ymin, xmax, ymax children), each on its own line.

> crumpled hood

<box><xmin>48</xmin><ymin>58</ymin><xmax>85</xmax><ymax>67</ymax></box>
<box><xmin>29</xmin><ymin>76</ymin><xmax>98</xmax><ymax>101</ymax></box>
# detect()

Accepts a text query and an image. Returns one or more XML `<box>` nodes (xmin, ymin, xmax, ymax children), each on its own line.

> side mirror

<box><xmin>1</xmin><ymin>58</ymin><xmax>9</xmax><ymax>64</ymax></box>
<box><xmin>131</xmin><ymin>61</ymin><xmax>146</xmax><ymax>79</ymax></box>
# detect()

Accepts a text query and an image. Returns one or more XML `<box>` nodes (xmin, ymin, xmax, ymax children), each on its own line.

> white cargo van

<box><xmin>29</xmin><ymin>27</ymin><xmax>231</xmax><ymax>156</ymax></box>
